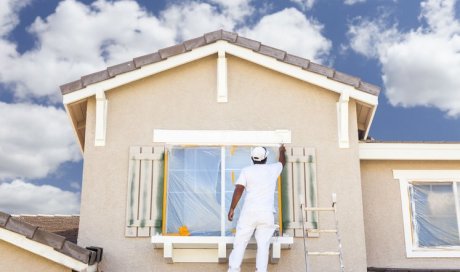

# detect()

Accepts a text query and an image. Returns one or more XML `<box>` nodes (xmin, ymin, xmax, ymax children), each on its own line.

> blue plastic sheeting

<box><xmin>165</xmin><ymin>146</ymin><xmax>280</xmax><ymax>236</ymax></box>
<box><xmin>410</xmin><ymin>182</ymin><xmax>460</xmax><ymax>247</ymax></box>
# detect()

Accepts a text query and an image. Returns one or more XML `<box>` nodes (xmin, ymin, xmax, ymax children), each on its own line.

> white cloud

<box><xmin>0</xmin><ymin>179</ymin><xmax>80</xmax><ymax>214</ymax></box>
<box><xmin>0</xmin><ymin>102</ymin><xmax>80</xmax><ymax>180</ymax></box>
<box><xmin>344</xmin><ymin>0</ymin><xmax>366</xmax><ymax>5</ymax></box>
<box><xmin>347</xmin><ymin>0</ymin><xmax>460</xmax><ymax>117</ymax></box>
<box><xmin>290</xmin><ymin>0</ymin><xmax>316</xmax><ymax>10</ymax></box>
<box><xmin>240</xmin><ymin>8</ymin><xmax>331</xmax><ymax>62</ymax></box>
<box><xmin>0</xmin><ymin>0</ymin><xmax>30</xmax><ymax>36</ymax></box>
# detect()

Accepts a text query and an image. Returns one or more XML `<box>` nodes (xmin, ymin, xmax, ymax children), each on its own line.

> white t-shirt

<box><xmin>236</xmin><ymin>162</ymin><xmax>283</xmax><ymax>213</ymax></box>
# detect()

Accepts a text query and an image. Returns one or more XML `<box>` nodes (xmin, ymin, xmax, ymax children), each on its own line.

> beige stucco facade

<box><xmin>361</xmin><ymin>160</ymin><xmax>460</xmax><ymax>269</ymax></box>
<box><xmin>76</xmin><ymin>55</ymin><xmax>368</xmax><ymax>271</ymax></box>
<box><xmin>0</xmin><ymin>240</ymin><xmax>70</xmax><ymax>272</ymax></box>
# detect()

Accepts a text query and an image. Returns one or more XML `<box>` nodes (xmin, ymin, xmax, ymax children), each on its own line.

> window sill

<box><xmin>407</xmin><ymin>247</ymin><xmax>460</xmax><ymax>258</ymax></box>
<box><xmin>151</xmin><ymin>235</ymin><xmax>294</xmax><ymax>263</ymax></box>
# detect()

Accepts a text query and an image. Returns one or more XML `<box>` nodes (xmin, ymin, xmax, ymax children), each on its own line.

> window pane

<box><xmin>166</xmin><ymin>147</ymin><xmax>221</xmax><ymax>236</ymax></box>
<box><xmin>411</xmin><ymin>183</ymin><xmax>460</xmax><ymax>247</ymax></box>
<box><xmin>224</xmin><ymin>146</ymin><xmax>281</xmax><ymax>236</ymax></box>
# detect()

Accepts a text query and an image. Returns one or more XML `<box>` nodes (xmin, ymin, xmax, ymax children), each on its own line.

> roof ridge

<box><xmin>60</xmin><ymin>29</ymin><xmax>380</xmax><ymax>96</ymax></box>
<box><xmin>0</xmin><ymin>210</ymin><xmax>97</xmax><ymax>266</ymax></box>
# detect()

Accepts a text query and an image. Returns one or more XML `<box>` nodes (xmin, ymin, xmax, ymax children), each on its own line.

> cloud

<box><xmin>290</xmin><ymin>0</ymin><xmax>316</xmax><ymax>10</ymax></box>
<box><xmin>347</xmin><ymin>0</ymin><xmax>460</xmax><ymax>117</ymax></box>
<box><xmin>0</xmin><ymin>0</ymin><xmax>30</xmax><ymax>36</ymax></box>
<box><xmin>0</xmin><ymin>179</ymin><xmax>80</xmax><ymax>214</ymax></box>
<box><xmin>344</xmin><ymin>0</ymin><xmax>366</xmax><ymax>5</ymax></box>
<box><xmin>0</xmin><ymin>0</ymin><xmax>332</xmax><ymax>103</ymax></box>
<box><xmin>240</xmin><ymin>8</ymin><xmax>331</xmax><ymax>62</ymax></box>
<box><xmin>0</xmin><ymin>102</ymin><xmax>80</xmax><ymax>180</ymax></box>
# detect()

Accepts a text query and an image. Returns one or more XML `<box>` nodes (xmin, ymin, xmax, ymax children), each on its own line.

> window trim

<box><xmin>393</xmin><ymin>170</ymin><xmax>460</xmax><ymax>258</ymax></box>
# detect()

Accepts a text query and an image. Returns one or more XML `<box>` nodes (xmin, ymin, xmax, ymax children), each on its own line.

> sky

<box><xmin>0</xmin><ymin>0</ymin><xmax>459</xmax><ymax>215</ymax></box>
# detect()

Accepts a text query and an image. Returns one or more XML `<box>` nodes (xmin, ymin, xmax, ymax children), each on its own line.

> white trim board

<box><xmin>153</xmin><ymin>129</ymin><xmax>291</xmax><ymax>145</ymax></box>
<box><xmin>359</xmin><ymin>143</ymin><xmax>460</xmax><ymax>160</ymax></box>
<box><xmin>0</xmin><ymin>228</ymin><xmax>95</xmax><ymax>272</ymax></box>
<box><xmin>393</xmin><ymin>170</ymin><xmax>460</xmax><ymax>258</ymax></box>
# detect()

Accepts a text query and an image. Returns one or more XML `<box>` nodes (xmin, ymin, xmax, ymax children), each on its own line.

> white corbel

<box><xmin>217</xmin><ymin>49</ymin><xmax>228</xmax><ymax>102</ymax></box>
<box><xmin>337</xmin><ymin>91</ymin><xmax>349</xmax><ymax>148</ymax></box>
<box><xmin>95</xmin><ymin>90</ymin><xmax>108</xmax><ymax>146</ymax></box>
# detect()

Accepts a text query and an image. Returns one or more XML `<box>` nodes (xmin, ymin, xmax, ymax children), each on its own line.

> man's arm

<box><xmin>279</xmin><ymin>144</ymin><xmax>286</xmax><ymax>167</ymax></box>
<box><xmin>228</xmin><ymin>185</ymin><xmax>245</xmax><ymax>221</ymax></box>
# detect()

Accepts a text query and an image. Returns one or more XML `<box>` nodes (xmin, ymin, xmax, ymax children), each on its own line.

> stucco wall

<box><xmin>78</xmin><ymin>54</ymin><xmax>367</xmax><ymax>271</ymax></box>
<box><xmin>361</xmin><ymin>160</ymin><xmax>460</xmax><ymax>269</ymax></box>
<box><xmin>0</xmin><ymin>240</ymin><xmax>70</xmax><ymax>272</ymax></box>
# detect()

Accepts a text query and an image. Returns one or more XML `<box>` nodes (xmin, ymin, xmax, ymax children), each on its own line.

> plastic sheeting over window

<box><xmin>410</xmin><ymin>182</ymin><xmax>460</xmax><ymax>248</ymax></box>
<box><xmin>164</xmin><ymin>146</ymin><xmax>281</xmax><ymax>236</ymax></box>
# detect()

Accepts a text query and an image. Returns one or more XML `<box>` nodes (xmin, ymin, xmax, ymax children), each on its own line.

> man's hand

<box><xmin>228</xmin><ymin>208</ymin><xmax>235</xmax><ymax>221</ymax></box>
<box><xmin>279</xmin><ymin>144</ymin><xmax>286</xmax><ymax>167</ymax></box>
<box><xmin>279</xmin><ymin>144</ymin><xmax>286</xmax><ymax>153</ymax></box>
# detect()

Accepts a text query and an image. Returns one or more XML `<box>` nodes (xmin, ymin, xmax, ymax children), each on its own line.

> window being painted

<box><xmin>410</xmin><ymin>182</ymin><xmax>460</xmax><ymax>248</ymax></box>
<box><xmin>164</xmin><ymin>146</ymin><xmax>281</xmax><ymax>236</ymax></box>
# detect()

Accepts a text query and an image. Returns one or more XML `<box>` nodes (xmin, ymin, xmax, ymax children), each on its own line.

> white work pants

<box><xmin>228</xmin><ymin>211</ymin><xmax>275</xmax><ymax>272</ymax></box>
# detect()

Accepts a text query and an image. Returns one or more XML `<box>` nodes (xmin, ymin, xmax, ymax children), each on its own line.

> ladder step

<box><xmin>304</xmin><ymin>207</ymin><xmax>335</xmax><ymax>211</ymax></box>
<box><xmin>308</xmin><ymin>251</ymin><xmax>340</xmax><ymax>256</ymax></box>
<box><xmin>307</xmin><ymin>229</ymin><xmax>337</xmax><ymax>233</ymax></box>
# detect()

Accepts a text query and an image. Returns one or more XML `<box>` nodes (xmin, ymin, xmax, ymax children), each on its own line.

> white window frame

<box><xmin>393</xmin><ymin>170</ymin><xmax>460</xmax><ymax>258</ymax></box>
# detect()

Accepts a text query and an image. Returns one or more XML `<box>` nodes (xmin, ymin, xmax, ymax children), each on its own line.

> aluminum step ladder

<box><xmin>300</xmin><ymin>193</ymin><xmax>344</xmax><ymax>272</ymax></box>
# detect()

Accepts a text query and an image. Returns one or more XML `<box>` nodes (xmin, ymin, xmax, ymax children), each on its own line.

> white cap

<box><xmin>251</xmin><ymin>146</ymin><xmax>268</xmax><ymax>161</ymax></box>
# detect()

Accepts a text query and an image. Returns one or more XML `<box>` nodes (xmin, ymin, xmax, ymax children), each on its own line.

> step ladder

<box><xmin>300</xmin><ymin>193</ymin><xmax>344</xmax><ymax>272</ymax></box>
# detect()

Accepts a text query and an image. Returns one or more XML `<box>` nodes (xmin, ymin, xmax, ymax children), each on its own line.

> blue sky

<box><xmin>0</xmin><ymin>0</ymin><xmax>459</xmax><ymax>214</ymax></box>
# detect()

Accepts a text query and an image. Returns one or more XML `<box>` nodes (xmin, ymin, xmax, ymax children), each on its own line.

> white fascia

<box><xmin>337</xmin><ymin>91</ymin><xmax>350</xmax><ymax>148</ymax></box>
<box><xmin>393</xmin><ymin>170</ymin><xmax>460</xmax><ymax>258</ymax></box>
<box><xmin>217</xmin><ymin>49</ymin><xmax>228</xmax><ymax>102</ymax></box>
<box><xmin>0</xmin><ymin>228</ymin><xmax>94</xmax><ymax>271</ymax></box>
<box><xmin>94</xmin><ymin>90</ymin><xmax>108</xmax><ymax>147</ymax></box>
<box><xmin>360</xmin><ymin>143</ymin><xmax>460</xmax><ymax>160</ymax></box>
<box><xmin>153</xmin><ymin>129</ymin><xmax>291</xmax><ymax>146</ymax></box>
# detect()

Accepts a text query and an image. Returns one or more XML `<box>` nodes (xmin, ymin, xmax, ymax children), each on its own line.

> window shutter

<box><xmin>125</xmin><ymin>146</ymin><xmax>165</xmax><ymax>237</ymax></box>
<box><xmin>283</xmin><ymin>146</ymin><xmax>318</xmax><ymax>237</ymax></box>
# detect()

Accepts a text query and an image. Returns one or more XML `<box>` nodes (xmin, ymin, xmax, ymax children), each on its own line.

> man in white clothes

<box><xmin>227</xmin><ymin>145</ymin><xmax>286</xmax><ymax>272</ymax></box>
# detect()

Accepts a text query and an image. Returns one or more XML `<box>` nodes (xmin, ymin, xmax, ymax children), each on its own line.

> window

<box><xmin>393</xmin><ymin>170</ymin><xmax>460</xmax><ymax>257</ymax></box>
<box><xmin>163</xmin><ymin>146</ymin><xmax>282</xmax><ymax>236</ymax></box>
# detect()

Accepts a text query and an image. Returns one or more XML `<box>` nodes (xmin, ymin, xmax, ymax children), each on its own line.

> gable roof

<box><xmin>60</xmin><ymin>29</ymin><xmax>380</xmax><ymax>96</ymax></box>
<box><xmin>0</xmin><ymin>211</ymin><xmax>99</xmax><ymax>271</ymax></box>
<box><xmin>60</xmin><ymin>29</ymin><xmax>380</xmax><ymax>151</ymax></box>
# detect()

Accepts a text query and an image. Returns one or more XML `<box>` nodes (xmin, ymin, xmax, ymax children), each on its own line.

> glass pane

<box><xmin>166</xmin><ymin>147</ymin><xmax>221</xmax><ymax>236</ymax></box>
<box><xmin>224</xmin><ymin>146</ymin><xmax>281</xmax><ymax>236</ymax></box>
<box><xmin>411</xmin><ymin>182</ymin><xmax>460</xmax><ymax>247</ymax></box>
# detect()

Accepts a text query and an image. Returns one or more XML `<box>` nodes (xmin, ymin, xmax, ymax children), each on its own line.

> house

<box><xmin>58</xmin><ymin>30</ymin><xmax>460</xmax><ymax>271</ymax></box>
<box><xmin>0</xmin><ymin>212</ymin><xmax>101</xmax><ymax>272</ymax></box>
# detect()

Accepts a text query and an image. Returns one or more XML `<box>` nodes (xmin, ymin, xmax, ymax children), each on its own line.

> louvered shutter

<box><xmin>283</xmin><ymin>147</ymin><xmax>318</xmax><ymax>237</ymax></box>
<box><xmin>125</xmin><ymin>146</ymin><xmax>165</xmax><ymax>237</ymax></box>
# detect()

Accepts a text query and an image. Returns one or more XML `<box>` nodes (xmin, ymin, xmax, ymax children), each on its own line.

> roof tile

<box><xmin>358</xmin><ymin>81</ymin><xmax>381</xmax><ymax>95</ymax></box>
<box><xmin>60</xmin><ymin>80</ymin><xmax>83</xmax><ymax>95</ymax></box>
<box><xmin>5</xmin><ymin>217</ymin><xmax>38</xmax><ymax>239</ymax></box>
<box><xmin>183</xmin><ymin>36</ymin><xmax>207</xmax><ymax>51</ymax></box>
<box><xmin>332</xmin><ymin>71</ymin><xmax>360</xmax><ymax>87</ymax></box>
<box><xmin>306</xmin><ymin>62</ymin><xmax>334</xmax><ymax>78</ymax></box>
<box><xmin>204</xmin><ymin>30</ymin><xmax>223</xmax><ymax>43</ymax></box>
<box><xmin>158</xmin><ymin>44</ymin><xmax>186</xmax><ymax>59</ymax></box>
<box><xmin>133</xmin><ymin>52</ymin><xmax>162</xmax><ymax>68</ymax></box>
<box><xmin>0</xmin><ymin>211</ymin><xmax>10</xmax><ymax>227</ymax></box>
<box><xmin>284</xmin><ymin>54</ymin><xmax>310</xmax><ymax>69</ymax></box>
<box><xmin>33</xmin><ymin>229</ymin><xmax>66</xmax><ymax>250</ymax></box>
<box><xmin>221</xmin><ymin>30</ymin><xmax>238</xmax><ymax>42</ymax></box>
<box><xmin>81</xmin><ymin>70</ymin><xmax>110</xmax><ymax>87</ymax></box>
<box><xmin>234</xmin><ymin>36</ymin><xmax>261</xmax><ymax>51</ymax></box>
<box><xmin>258</xmin><ymin>45</ymin><xmax>286</xmax><ymax>61</ymax></box>
<box><xmin>58</xmin><ymin>240</ymin><xmax>92</xmax><ymax>264</ymax></box>
<box><xmin>107</xmin><ymin>61</ymin><xmax>136</xmax><ymax>77</ymax></box>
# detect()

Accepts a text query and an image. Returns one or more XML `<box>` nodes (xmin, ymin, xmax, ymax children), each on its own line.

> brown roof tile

<box><xmin>306</xmin><ymin>62</ymin><xmax>335</xmax><ymax>78</ymax></box>
<box><xmin>183</xmin><ymin>36</ymin><xmax>207</xmax><ymax>51</ymax></box>
<box><xmin>81</xmin><ymin>70</ymin><xmax>110</xmax><ymax>87</ymax></box>
<box><xmin>258</xmin><ymin>44</ymin><xmax>286</xmax><ymax>61</ymax></box>
<box><xmin>284</xmin><ymin>54</ymin><xmax>310</xmax><ymax>69</ymax></box>
<box><xmin>158</xmin><ymin>44</ymin><xmax>186</xmax><ymax>59</ymax></box>
<box><xmin>107</xmin><ymin>61</ymin><xmax>136</xmax><ymax>77</ymax></box>
<box><xmin>0</xmin><ymin>212</ymin><xmax>98</xmax><ymax>265</ymax></box>
<box><xmin>59</xmin><ymin>30</ymin><xmax>380</xmax><ymax>97</ymax></box>
<box><xmin>133</xmin><ymin>52</ymin><xmax>162</xmax><ymax>68</ymax></box>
